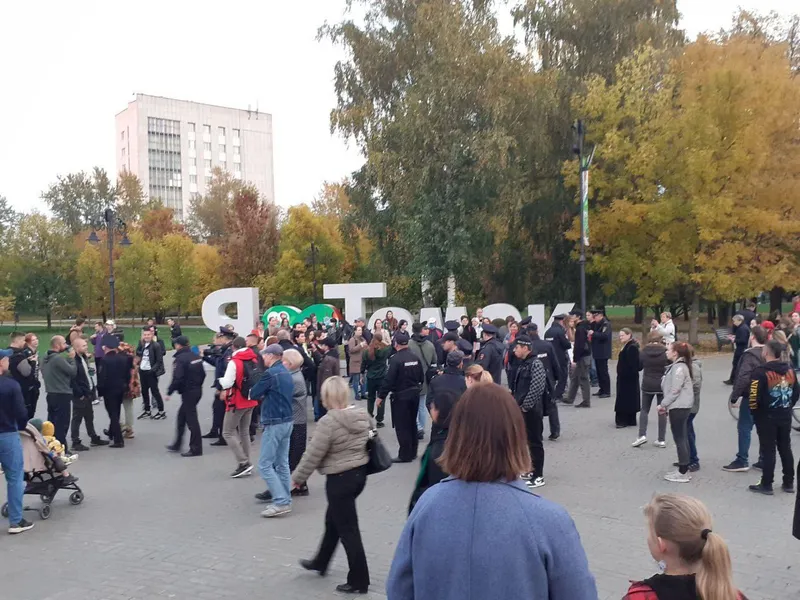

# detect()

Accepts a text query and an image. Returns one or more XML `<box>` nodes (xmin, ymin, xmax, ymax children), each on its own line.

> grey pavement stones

<box><xmin>1</xmin><ymin>354</ymin><xmax>798</xmax><ymax>599</ymax></box>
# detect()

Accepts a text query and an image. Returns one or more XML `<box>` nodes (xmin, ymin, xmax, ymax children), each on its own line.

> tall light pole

<box><xmin>88</xmin><ymin>207</ymin><xmax>131</xmax><ymax>321</ymax></box>
<box><xmin>307</xmin><ymin>242</ymin><xmax>319</xmax><ymax>305</ymax></box>
<box><xmin>573</xmin><ymin>120</ymin><xmax>595</xmax><ymax>316</ymax></box>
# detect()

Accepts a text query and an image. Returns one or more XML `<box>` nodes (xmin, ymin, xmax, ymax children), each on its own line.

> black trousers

<box><xmin>524</xmin><ymin>408</ymin><xmax>544</xmax><ymax>478</ymax></box>
<box><xmin>289</xmin><ymin>423</ymin><xmax>307</xmax><ymax>472</ymax></box>
<box><xmin>595</xmin><ymin>358</ymin><xmax>611</xmax><ymax>395</ymax></box>
<box><xmin>554</xmin><ymin>362</ymin><xmax>568</xmax><ymax>399</ymax></box>
<box><xmin>312</xmin><ymin>466</ymin><xmax>370</xmax><ymax>589</ymax></box>
<box><xmin>174</xmin><ymin>391</ymin><xmax>202</xmax><ymax>454</ymax></box>
<box><xmin>547</xmin><ymin>401</ymin><xmax>560</xmax><ymax>437</ymax></box>
<box><xmin>391</xmin><ymin>396</ymin><xmax>419</xmax><ymax>461</ymax></box>
<box><xmin>104</xmin><ymin>393</ymin><xmax>124</xmax><ymax>445</ymax></box>
<box><xmin>756</xmin><ymin>414</ymin><xmax>795</xmax><ymax>488</ymax></box>
<box><xmin>25</xmin><ymin>387</ymin><xmax>40</xmax><ymax>421</ymax></box>
<box><xmin>729</xmin><ymin>349</ymin><xmax>744</xmax><ymax>382</ymax></box>
<box><xmin>249</xmin><ymin>399</ymin><xmax>262</xmax><ymax>437</ymax></box>
<box><xmin>366</xmin><ymin>378</ymin><xmax>385</xmax><ymax>423</ymax></box>
<box><xmin>71</xmin><ymin>395</ymin><xmax>98</xmax><ymax>444</ymax></box>
<box><xmin>140</xmin><ymin>370</ymin><xmax>164</xmax><ymax>412</ymax></box>
<box><xmin>46</xmin><ymin>393</ymin><xmax>73</xmax><ymax>453</ymax></box>
<box><xmin>211</xmin><ymin>393</ymin><xmax>226</xmax><ymax>437</ymax></box>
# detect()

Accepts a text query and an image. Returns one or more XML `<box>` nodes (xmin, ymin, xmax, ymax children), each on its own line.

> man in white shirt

<box><xmin>650</xmin><ymin>311</ymin><xmax>676</xmax><ymax>345</ymax></box>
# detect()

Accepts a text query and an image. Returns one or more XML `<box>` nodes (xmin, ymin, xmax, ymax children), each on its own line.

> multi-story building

<box><xmin>115</xmin><ymin>93</ymin><xmax>275</xmax><ymax>220</ymax></box>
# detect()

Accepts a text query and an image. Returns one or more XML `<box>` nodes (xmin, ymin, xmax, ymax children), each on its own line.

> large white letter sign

<box><xmin>324</xmin><ymin>282</ymin><xmax>387</xmax><ymax>323</ymax></box>
<box><xmin>481</xmin><ymin>303</ymin><xmax>522</xmax><ymax>325</ymax></box>
<box><xmin>202</xmin><ymin>287</ymin><xmax>259</xmax><ymax>334</ymax></box>
<box><xmin>368</xmin><ymin>307</ymin><xmax>415</xmax><ymax>331</ymax></box>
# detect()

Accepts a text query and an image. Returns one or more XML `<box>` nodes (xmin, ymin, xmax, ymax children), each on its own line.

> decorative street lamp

<box><xmin>306</xmin><ymin>242</ymin><xmax>319</xmax><ymax>305</ymax></box>
<box><xmin>572</xmin><ymin>120</ymin><xmax>595</xmax><ymax>316</ymax></box>
<box><xmin>88</xmin><ymin>207</ymin><xmax>131</xmax><ymax>321</ymax></box>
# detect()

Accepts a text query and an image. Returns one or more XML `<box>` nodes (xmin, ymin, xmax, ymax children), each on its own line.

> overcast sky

<box><xmin>0</xmin><ymin>0</ymin><xmax>794</xmax><ymax>213</ymax></box>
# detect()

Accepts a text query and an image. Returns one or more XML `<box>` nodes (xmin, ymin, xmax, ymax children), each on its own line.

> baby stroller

<box><xmin>1</xmin><ymin>424</ymin><xmax>85</xmax><ymax>521</ymax></box>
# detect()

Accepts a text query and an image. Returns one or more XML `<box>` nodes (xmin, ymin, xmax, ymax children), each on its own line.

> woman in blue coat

<box><xmin>386</xmin><ymin>382</ymin><xmax>597</xmax><ymax>600</ymax></box>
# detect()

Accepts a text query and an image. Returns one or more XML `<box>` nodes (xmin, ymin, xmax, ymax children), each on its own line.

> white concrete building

<box><xmin>115</xmin><ymin>93</ymin><xmax>274</xmax><ymax>220</ymax></box>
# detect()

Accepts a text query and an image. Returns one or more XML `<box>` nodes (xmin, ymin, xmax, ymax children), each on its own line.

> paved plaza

<box><xmin>1</xmin><ymin>353</ymin><xmax>798</xmax><ymax>600</ymax></box>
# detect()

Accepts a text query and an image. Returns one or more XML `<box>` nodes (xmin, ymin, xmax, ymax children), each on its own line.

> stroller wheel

<box><xmin>69</xmin><ymin>491</ymin><xmax>84</xmax><ymax>505</ymax></box>
<box><xmin>40</xmin><ymin>504</ymin><xmax>51</xmax><ymax>520</ymax></box>
<box><xmin>1</xmin><ymin>503</ymin><xmax>7</xmax><ymax>518</ymax></box>
<box><xmin>40</xmin><ymin>494</ymin><xmax>53</xmax><ymax>505</ymax></box>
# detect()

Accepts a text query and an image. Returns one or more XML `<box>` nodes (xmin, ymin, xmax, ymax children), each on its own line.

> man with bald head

<box><xmin>42</xmin><ymin>335</ymin><xmax>77</xmax><ymax>454</ymax></box>
<box><xmin>70</xmin><ymin>337</ymin><xmax>109</xmax><ymax>451</ymax></box>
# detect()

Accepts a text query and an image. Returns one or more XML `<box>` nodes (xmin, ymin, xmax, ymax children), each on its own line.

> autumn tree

<box><xmin>41</xmin><ymin>168</ymin><xmax>115</xmax><ymax>234</ymax></box>
<box><xmin>0</xmin><ymin>196</ymin><xmax>18</xmax><ymax>251</ymax></box>
<box><xmin>0</xmin><ymin>296</ymin><xmax>15</xmax><ymax>327</ymax></box>
<box><xmin>575</xmin><ymin>37</ymin><xmax>800</xmax><ymax>343</ymax></box>
<box><xmin>116</xmin><ymin>231</ymin><xmax>157</xmax><ymax>322</ymax></box>
<box><xmin>190</xmin><ymin>244</ymin><xmax>223</xmax><ymax>314</ymax></box>
<box><xmin>158</xmin><ymin>234</ymin><xmax>197</xmax><ymax>316</ymax></box>
<box><xmin>7</xmin><ymin>213</ymin><xmax>78</xmax><ymax>328</ymax></box>
<box><xmin>76</xmin><ymin>244</ymin><xmax>108</xmax><ymax>317</ymax></box>
<box><xmin>220</xmin><ymin>185</ymin><xmax>280</xmax><ymax>287</ymax></box>
<box><xmin>140</xmin><ymin>205</ymin><xmax>185</xmax><ymax>241</ymax></box>
<box><xmin>186</xmin><ymin>167</ymin><xmax>244</xmax><ymax>244</ymax></box>
<box><xmin>269</xmin><ymin>204</ymin><xmax>347</xmax><ymax>304</ymax></box>
<box><xmin>116</xmin><ymin>170</ymin><xmax>148</xmax><ymax>224</ymax></box>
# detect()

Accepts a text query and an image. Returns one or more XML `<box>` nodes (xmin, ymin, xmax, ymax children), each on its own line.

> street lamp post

<box><xmin>308</xmin><ymin>242</ymin><xmax>318</xmax><ymax>305</ymax></box>
<box><xmin>572</xmin><ymin>120</ymin><xmax>595</xmax><ymax>316</ymax></box>
<box><xmin>88</xmin><ymin>207</ymin><xmax>131</xmax><ymax>321</ymax></box>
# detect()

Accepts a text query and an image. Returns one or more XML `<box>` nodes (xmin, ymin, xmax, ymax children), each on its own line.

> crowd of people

<box><xmin>1</xmin><ymin>303</ymin><xmax>799</xmax><ymax>599</ymax></box>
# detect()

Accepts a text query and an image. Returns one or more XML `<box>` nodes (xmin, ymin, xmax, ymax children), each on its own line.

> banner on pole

<box><xmin>581</xmin><ymin>168</ymin><xmax>589</xmax><ymax>247</ymax></box>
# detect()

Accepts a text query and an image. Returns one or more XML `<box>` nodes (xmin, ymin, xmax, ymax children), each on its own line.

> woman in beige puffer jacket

<box><xmin>292</xmin><ymin>376</ymin><xmax>373</xmax><ymax>595</ymax></box>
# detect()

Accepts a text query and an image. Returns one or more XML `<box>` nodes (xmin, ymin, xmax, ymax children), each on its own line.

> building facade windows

<box><xmin>147</xmin><ymin>117</ymin><xmax>183</xmax><ymax>210</ymax></box>
<box><xmin>204</xmin><ymin>142</ymin><xmax>211</xmax><ymax>152</ymax></box>
<box><xmin>188</xmin><ymin>122</ymin><xmax>196</xmax><ymax>132</ymax></box>
<box><xmin>203</xmin><ymin>124</ymin><xmax>211</xmax><ymax>134</ymax></box>
<box><xmin>204</xmin><ymin>159</ymin><xmax>212</xmax><ymax>169</ymax></box>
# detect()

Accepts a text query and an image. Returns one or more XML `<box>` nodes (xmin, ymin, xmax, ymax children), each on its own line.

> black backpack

<box><xmin>239</xmin><ymin>358</ymin><xmax>265</xmax><ymax>399</ymax></box>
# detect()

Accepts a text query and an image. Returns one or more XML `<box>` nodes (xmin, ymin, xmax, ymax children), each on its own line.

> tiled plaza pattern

<box><xmin>1</xmin><ymin>354</ymin><xmax>797</xmax><ymax>599</ymax></box>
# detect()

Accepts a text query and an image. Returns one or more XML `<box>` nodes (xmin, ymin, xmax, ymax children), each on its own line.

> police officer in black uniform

<box><xmin>166</xmin><ymin>336</ymin><xmax>207</xmax><ymax>457</ymax></box>
<box><xmin>477</xmin><ymin>324</ymin><xmax>504</xmax><ymax>384</ymax></box>
<box><xmin>524</xmin><ymin>322</ymin><xmax>561</xmax><ymax>441</ymax></box>
<box><xmin>377</xmin><ymin>331</ymin><xmax>424</xmax><ymax>463</ymax></box>
<box><xmin>590</xmin><ymin>308</ymin><xmax>613</xmax><ymax>398</ymax></box>
<box><xmin>544</xmin><ymin>314</ymin><xmax>571</xmax><ymax>401</ymax></box>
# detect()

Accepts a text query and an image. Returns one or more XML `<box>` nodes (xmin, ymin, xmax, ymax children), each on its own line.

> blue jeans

<box><xmin>350</xmin><ymin>374</ymin><xmax>364</xmax><ymax>401</ymax></box>
<box><xmin>687</xmin><ymin>413</ymin><xmax>699</xmax><ymax>465</ymax></box>
<box><xmin>416</xmin><ymin>393</ymin><xmax>427</xmax><ymax>432</ymax></box>
<box><xmin>737</xmin><ymin>399</ymin><xmax>754</xmax><ymax>465</ymax></box>
<box><xmin>313</xmin><ymin>395</ymin><xmax>327</xmax><ymax>422</ymax></box>
<box><xmin>259</xmin><ymin>422</ymin><xmax>293</xmax><ymax>507</ymax></box>
<box><xmin>0</xmin><ymin>431</ymin><xmax>25</xmax><ymax>525</ymax></box>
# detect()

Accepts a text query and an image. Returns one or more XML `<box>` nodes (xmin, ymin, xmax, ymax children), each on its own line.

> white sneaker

<box><xmin>632</xmin><ymin>436</ymin><xmax>647</xmax><ymax>448</ymax></box>
<box><xmin>664</xmin><ymin>471</ymin><xmax>691</xmax><ymax>483</ymax></box>
<box><xmin>260</xmin><ymin>504</ymin><xmax>292</xmax><ymax>518</ymax></box>
<box><xmin>653</xmin><ymin>440</ymin><xmax>667</xmax><ymax>448</ymax></box>
<box><xmin>527</xmin><ymin>477</ymin><xmax>546</xmax><ymax>489</ymax></box>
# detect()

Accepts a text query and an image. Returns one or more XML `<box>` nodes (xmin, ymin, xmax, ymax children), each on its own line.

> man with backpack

<box><xmin>218</xmin><ymin>336</ymin><xmax>262</xmax><ymax>478</ymax></box>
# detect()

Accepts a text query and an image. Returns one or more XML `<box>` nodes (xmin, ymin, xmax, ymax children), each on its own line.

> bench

<box><xmin>713</xmin><ymin>327</ymin><xmax>733</xmax><ymax>352</ymax></box>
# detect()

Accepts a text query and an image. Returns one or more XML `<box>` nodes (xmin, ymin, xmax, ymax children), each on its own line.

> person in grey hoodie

<box><xmin>408</xmin><ymin>322</ymin><xmax>437</xmax><ymax>440</ymax></box>
<box><xmin>293</xmin><ymin>376</ymin><xmax>373</xmax><ymax>595</ymax></box>
<box><xmin>283</xmin><ymin>349</ymin><xmax>310</xmax><ymax>497</ymax></box>
<box><xmin>659</xmin><ymin>342</ymin><xmax>696</xmax><ymax>484</ymax></box>
<box><xmin>42</xmin><ymin>336</ymin><xmax>77</xmax><ymax>454</ymax></box>
<box><xmin>633</xmin><ymin>332</ymin><xmax>670</xmax><ymax>448</ymax></box>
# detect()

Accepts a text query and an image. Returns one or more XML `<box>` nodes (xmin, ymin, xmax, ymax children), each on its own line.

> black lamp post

<box><xmin>88</xmin><ymin>207</ymin><xmax>131</xmax><ymax>321</ymax></box>
<box><xmin>572</xmin><ymin>120</ymin><xmax>595</xmax><ymax>316</ymax></box>
<box><xmin>306</xmin><ymin>242</ymin><xmax>319</xmax><ymax>305</ymax></box>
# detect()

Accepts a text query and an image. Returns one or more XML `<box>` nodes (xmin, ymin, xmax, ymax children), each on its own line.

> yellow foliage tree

<box><xmin>573</xmin><ymin>36</ymin><xmax>800</xmax><ymax>342</ymax></box>
<box><xmin>190</xmin><ymin>244</ymin><xmax>223</xmax><ymax>314</ymax></box>
<box><xmin>158</xmin><ymin>234</ymin><xmax>197</xmax><ymax>316</ymax></box>
<box><xmin>76</xmin><ymin>244</ymin><xmax>109</xmax><ymax>317</ymax></box>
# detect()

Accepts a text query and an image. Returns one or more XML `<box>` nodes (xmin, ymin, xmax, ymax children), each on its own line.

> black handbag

<box><xmin>366</xmin><ymin>430</ymin><xmax>392</xmax><ymax>475</ymax></box>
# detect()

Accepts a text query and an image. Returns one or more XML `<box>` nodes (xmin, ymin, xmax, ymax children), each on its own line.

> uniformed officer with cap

<box><xmin>377</xmin><ymin>331</ymin><xmax>425</xmax><ymax>463</ymax></box>
<box><xmin>477</xmin><ymin>323</ymin><xmax>504</xmax><ymax>384</ymax></box>
<box><xmin>525</xmin><ymin>322</ymin><xmax>561</xmax><ymax>440</ymax></box>
<box><xmin>544</xmin><ymin>314</ymin><xmax>572</xmax><ymax>401</ymax></box>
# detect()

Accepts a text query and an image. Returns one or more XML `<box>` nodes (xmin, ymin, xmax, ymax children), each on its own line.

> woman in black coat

<box><xmin>615</xmin><ymin>328</ymin><xmax>640</xmax><ymax>428</ymax></box>
<box><xmin>408</xmin><ymin>388</ymin><xmax>460</xmax><ymax>514</ymax></box>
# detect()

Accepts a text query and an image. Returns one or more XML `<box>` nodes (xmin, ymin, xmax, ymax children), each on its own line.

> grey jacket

<box><xmin>408</xmin><ymin>335</ymin><xmax>436</xmax><ymax>395</ymax></box>
<box><xmin>42</xmin><ymin>350</ymin><xmax>76</xmax><ymax>395</ymax></box>
<box><xmin>290</xmin><ymin>368</ymin><xmax>308</xmax><ymax>425</ymax></box>
<box><xmin>291</xmin><ymin>406</ymin><xmax>371</xmax><ymax>484</ymax></box>
<box><xmin>660</xmin><ymin>359</ymin><xmax>694</xmax><ymax>411</ymax></box>
<box><xmin>691</xmin><ymin>358</ymin><xmax>703</xmax><ymax>414</ymax></box>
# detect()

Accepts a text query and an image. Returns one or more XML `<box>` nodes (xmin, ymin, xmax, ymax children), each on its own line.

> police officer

<box><xmin>377</xmin><ymin>331</ymin><xmax>424</xmax><ymax>463</ymax></box>
<box><xmin>544</xmin><ymin>314</ymin><xmax>571</xmax><ymax>401</ymax></box>
<box><xmin>201</xmin><ymin>328</ymin><xmax>236</xmax><ymax>445</ymax></box>
<box><xmin>166</xmin><ymin>336</ymin><xmax>207</xmax><ymax>457</ymax></box>
<box><xmin>527</xmin><ymin>323</ymin><xmax>561</xmax><ymax>441</ymax></box>
<box><xmin>590</xmin><ymin>308</ymin><xmax>612</xmax><ymax>398</ymax></box>
<box><xmin>511</xmin><ymin>335</ymin><xmax>548</xmax><ymax>489</ymax></box>
<box><xmin>477</xmin><ymin>324</ymin><xmax>504</xmax><ymax>384</ymax></box>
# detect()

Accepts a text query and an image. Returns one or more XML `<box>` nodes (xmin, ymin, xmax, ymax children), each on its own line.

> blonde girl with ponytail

<box><xmin>623</xmin><ymin>494</ymin><xmax>746</xmax><ymax>600</ymax></box>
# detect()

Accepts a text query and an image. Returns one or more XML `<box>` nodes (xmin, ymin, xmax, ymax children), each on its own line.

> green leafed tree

<box><xmin>186</xmin><ymin>167</ymin><xmax>244</xmax><ymax>244</ymax></box>
<box><xmin>116</xmin><ymin>170</ymin><xmax>148</xmax><ymax>224</ymax></box>
<box><xmin>76</xmin><ymin>244</ymin><xmax>109</xmax><ymax>317</ymax></box>
<box><xmin>41</xmin><ymin>168</ymin><xmax>116</xmax><ymax>235</ymax></box>
<box><xmin>116</xmin><ymin>230</ymin><xmax>156</xmax><ymax>322</ymax></box>
<box><xmin>158</xmin><ymin>234</ymin><xmax>197</xmax><ymax>316</ymax></box>
<box><xmin>7</xmin><ymin>213</ymin><xmax>78</xmax><ymax>328</ymax></box>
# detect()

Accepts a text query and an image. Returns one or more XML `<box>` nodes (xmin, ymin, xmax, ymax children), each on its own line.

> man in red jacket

<box><xmin>218</xmin><ymin>337</ymin><xmax>260</xmax><ymax>478</ymax></box>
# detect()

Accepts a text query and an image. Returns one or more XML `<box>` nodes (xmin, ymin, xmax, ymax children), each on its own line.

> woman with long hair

<box><xmin>346</xmin><ymin>326</ymin><xmax>368</xmax><ymax>401</ymax></box>
<box><xmin>659</xmin><ymin>342</ymin><xmax>695</xmax><ymax>484</ymax></box>
<box><xmin>615</xmin><ymin>328</ymin><xmax>640</xmax><ymax>428</ymax></box>
<box><xmin>387</xmin><ymin>383</ymin><xmax>597</xmax><ymax>599</ymax></box>
<box><xmin>634</xmin><ymin>332</ymin><xmax>670</xmax><ymax>449</ymax></box>
<box><xmin>624</xmin><ymin>494</ymin><xmax>746</xmax><ymax>600</ymax></box>
<box><xmin>294</xmin><ymin>377</ymin><xmax>372</xmax><ymax>595</ymax></box>
<box><xmin>363</xmin><ymin>335</ymin><xmax>391</xmax><ymax>428</ymax></box>
<box><xmin>383</xmin><ymin>310</ymin><xmax>398</xmax><ymax>333</ymax></box>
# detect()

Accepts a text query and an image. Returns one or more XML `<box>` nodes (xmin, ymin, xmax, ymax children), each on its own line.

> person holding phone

<box><xmin>41</xmin><ymin>336</ymin><xmax>77</xmax><ymax>456</ymax></box>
